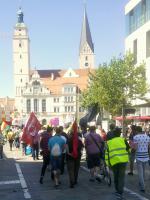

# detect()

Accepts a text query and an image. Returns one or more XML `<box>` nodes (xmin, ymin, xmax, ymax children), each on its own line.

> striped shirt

<box><xmin>133</xmin><ymin>134</ymin><xmax>150</xmax><ymax>162</ymax></box>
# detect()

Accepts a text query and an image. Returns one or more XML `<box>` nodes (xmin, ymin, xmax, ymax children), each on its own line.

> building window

<box><xmin>126</xmin><ymin>0</ymin><xmax>150</xmax><ymax>36</ymax></box>
<box><xmin>65</xmin><ymin>106</ymin><xmax>67</xmax><ymax>112</ymax></box>
<box><xmin>54</xmin><ymin>98</ymin><xmax>59</xmax><ymax>103</ymax></box>
<box><xmin>64</xmin><ymin>88</ymin><xmax>67</xmax><ymax>93</ymax></box>
<box><xmin>64</xmin><ymin>106</ymin><xmax>74</xmax><ymax>112</ymax></box>
<box><xmin>71</xmin><ymin>106</ymin><xmax>74</xmax><ymax>112</ymax></box>
<box><xmin>20</xmin><ymin>54</ymin><xmax>22</xmax><ymax>59</ymax></box>
<box><xmin>42</xmin><ymin>99</ymin><xmax>46</xmax><ymax>112</ymax></box>
<box><xmin>54</xmin><ymin>107</ymin><xmax>59</xmax><ymax>113</ymax></box>
<box><xmin>85</xmin><ymin>56</ymin><xmax>88</xmax><ymax>61</ymax></box>
<box><xmin>146</xmin><ymin>30</ymin><xmax>150</xmax><ymax>58</ymax></box>
<box><xmin>147</xmin><ymin>107</ymin><xmax>150</xmax><ymax>115</ymax></box>
<box><xmin>19</xmin><ymin>43</ymin><xmax>22</xmax><ymax>47</ymax></box>
<box><xmin>33</xmin><ymin>88</ymin><xmax>38</xmax><ymax>94</ymax></box>
<box><xmin>85</xmin><ymin>63</ymin><xmax>89</xmax><ymax>67</ymax></box>
<box><xmin>64</xmin><ymin>86</ymin><xmax>74</xmax><ymax>94</ymax></box>
<box><xmin>65</xmin><ymin>96</ymin><xmax>67</xmax><ymax>102</ymax></box>
<box><xmin>34</xmin><ymin>99</ymin><xmax>38</xmax><ymax>113</ymax></box>
<box><xmin>20</xmin><ymin>69</ymin><xmax>22</xmax><ymax>73</ymax></box>
<box><xmin>20</xmin><ymin>78</ymin><xmax>22</xmax><ymax>83</ymax></box>
<box><xmin>141</xmin><ymin>107</ymin><xmax>146</xmax><ymax>116</ymax></box>
<box><xmin>26</xmin><ymin>99</ymin><xmax>31</xmax><ymax>113</ymax></box>
<box><xmin>79</xmin><ymin>107</ymin><xmax>84</xmax><ymax>112</ymax></box>
<box><xmin>68</xmin><ymin>106</ymin><xmax>71</xmax><ymax>112</ymax></box>
<box><xmin>133</xmin><ymin>39</ymin><xmax>137</xmax><ymax>64</ymax></box>
<box><xmin>141</xmin><ymin>0</ymin><xmax>146</xmax><ymax>24</ymax></box>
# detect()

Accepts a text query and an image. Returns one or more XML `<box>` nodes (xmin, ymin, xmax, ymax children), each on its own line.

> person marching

<box><xmin>59</xmin><ymin>126</ymin><xmax>68</xmax><ymax>175</ymax></box>
<box><xmin>39</xmin><ymin>126</ymin><xmax>53</xmax><ymax>184</ymax></box>
<box><xmin>105</xmin><ymin>127</ymin><xmax>129</xmax><ymax>200</ymax></box>
<box><xmin>7</xmin><ymin>129</ymin><xmax>15</xmax><ymax>151</ymax></box>
<box><xmin>48</xmin><ymin>127</ymin><xmax>66</xmax><ymax>188</ymax></box>
<box><xmin>85</xmin><ymin>125</ymin><xmax>103</xmax><ymax>182</ymax></box>
<box><xmin>133</xmin><ymin>126</ymin><xmax>150</xmax><ymax>192</ymax></box>
<box><xmin>66</xmin><ymin>123</ymin><xmax>84</xmax><ymax>188</ymax></box>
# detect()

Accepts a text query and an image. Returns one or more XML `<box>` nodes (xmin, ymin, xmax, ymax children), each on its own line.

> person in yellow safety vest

<box><xmin>105</xmin><ymin>127</ymin><xmax>130</xmax><ymax>200</ymax></box>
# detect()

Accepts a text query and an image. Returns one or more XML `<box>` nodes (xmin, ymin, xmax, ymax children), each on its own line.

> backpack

<box><xmin>51</xmin><ymin>143</ymin><xmax>61</xmax><ymax>156</ymax></box>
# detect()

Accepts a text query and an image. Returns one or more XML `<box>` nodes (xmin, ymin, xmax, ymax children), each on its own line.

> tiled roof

<box><xmin>35</xmin><ymin>68</ymin><xmax>95</xmax><ymax>95</ymax></box>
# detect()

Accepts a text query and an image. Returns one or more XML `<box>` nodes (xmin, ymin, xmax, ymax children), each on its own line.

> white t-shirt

<box><xmin>133</xmin><ymin>134</ymin><xmax>150</xmax><ymax>162</ymax></box>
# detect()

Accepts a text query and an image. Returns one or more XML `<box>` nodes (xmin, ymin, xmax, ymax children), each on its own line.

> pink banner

<box><xmin>50</xmin><ymin>118</ymin><xmax>59</xmax><ymax>126</ymax></box>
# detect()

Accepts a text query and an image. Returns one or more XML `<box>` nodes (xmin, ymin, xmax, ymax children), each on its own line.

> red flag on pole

<box><xmin>72</xmin><ymin>120</ymin><xmax>78</xmax><ymax>159</ymax></box>
<box><xmin>22</xmin><ymin>112</ymin><xmax>41</xmax><ymax>145</ymax></box>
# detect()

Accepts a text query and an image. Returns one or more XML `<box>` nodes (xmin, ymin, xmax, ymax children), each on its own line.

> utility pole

<box><xmin>122</xmin><ymin>104</ymin><xmax>126</xmax><ymax>137</ymax></box>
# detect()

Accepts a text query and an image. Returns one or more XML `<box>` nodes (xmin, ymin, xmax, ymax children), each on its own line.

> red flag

<box><xmin>1</xmin><ymin>121</ymin><xmax>7</xmax><ymax>131</ymax></box>
<box><xmin>72</xmin><ymin>120</ymin><xmax>78</xmax><ymax>159</ymax></box>
<box><xmin>22</xmin><ymin>112</ymin><xmax>41</xmax><ymax>145</ymax></box>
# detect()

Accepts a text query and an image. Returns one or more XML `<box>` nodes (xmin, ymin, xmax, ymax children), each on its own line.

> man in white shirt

<box><xmin>133</xmin><ymin>126</ymin><xmax>150</xmax><ymax>192</ymax></box>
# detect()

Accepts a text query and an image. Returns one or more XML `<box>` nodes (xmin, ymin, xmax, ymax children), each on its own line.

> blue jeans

<box><xmin>51</xmin><ymin>156</ymin><xmax>62</xmax><ymax>171</ymax></box>
<box><xmin>136</xmin><ymin>160</ymin><xmax>147</xmax><ymax>190</ymax></box>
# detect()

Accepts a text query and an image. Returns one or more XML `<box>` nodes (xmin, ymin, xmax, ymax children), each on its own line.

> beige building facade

<box><xmin>0</xmin><ymin>97</ymin><xmax>15</xmax><ymax>122</ymax></box>
<box><xmin>13</xmin><ymin>7</ymin><xmax>95</xmax><ymax>124</ymax></box>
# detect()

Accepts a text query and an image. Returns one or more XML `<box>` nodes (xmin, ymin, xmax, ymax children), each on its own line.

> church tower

<box><xmin>13</xmin><ymin>8</ymin><xmax>30</xmax><ymax>113</ymax></box>
<box><xmin>79</xmin><ymin>6</ymin><xmax>94</xmax><ymax>69</ymax></box>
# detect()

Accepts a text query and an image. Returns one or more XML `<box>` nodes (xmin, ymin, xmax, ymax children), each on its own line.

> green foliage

<box><xmin>81</xmin><ymin>53</ymin><xmax>148</xmax><ymax>116</ymax></box>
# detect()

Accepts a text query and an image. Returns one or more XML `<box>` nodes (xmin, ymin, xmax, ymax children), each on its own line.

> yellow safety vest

<box><xmin>105</xmin><ymin>137</ymin><xmax>129</xmax><ymax>167</ymax></box>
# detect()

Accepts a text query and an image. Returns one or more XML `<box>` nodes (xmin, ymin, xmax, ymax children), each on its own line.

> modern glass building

<box><xmin>125</xmin><ymin>0</ymin><xmax>150</xmax><ymax>116</ymax></box>
<box><xmin>126</xmin><ymin>0</ymin><xmax>150</xmax><ymax>36</ymax></box>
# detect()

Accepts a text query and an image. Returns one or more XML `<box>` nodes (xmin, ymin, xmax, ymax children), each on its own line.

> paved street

<box><xmin>0</xmin><ymin>145</ymin><xmax>150</xmax><ymax>200</ymax></box>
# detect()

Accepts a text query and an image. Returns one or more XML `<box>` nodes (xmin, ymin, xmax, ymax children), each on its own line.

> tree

<box><xmin>81</xmin><ymin>53</ymin><xmax>148</xmax><ymax>116</ymax></box>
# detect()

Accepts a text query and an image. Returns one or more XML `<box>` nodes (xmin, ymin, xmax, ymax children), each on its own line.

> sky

<box><xmin>0</xmin><ymin>0</ymin><xmax>129</xmax><ymax>97</ymax></box>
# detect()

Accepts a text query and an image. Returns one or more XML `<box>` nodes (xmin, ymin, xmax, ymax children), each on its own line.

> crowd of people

<box><xmin>0</xmin><ymin>122</ymin><xmax>150</xmax><ymax>200</ymax></box>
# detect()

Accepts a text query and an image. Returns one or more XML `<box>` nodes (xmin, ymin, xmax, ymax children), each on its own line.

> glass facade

<box><xmin>126</xmin><ymin>0</ymin><xmax>150</xmax><ymax>36</ymax></box>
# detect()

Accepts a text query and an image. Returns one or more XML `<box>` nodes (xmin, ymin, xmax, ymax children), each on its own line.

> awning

<box><xmin>114</xmin><ymin>116</ymin><xmax>150</xmax><ymax>121</ymax></box>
